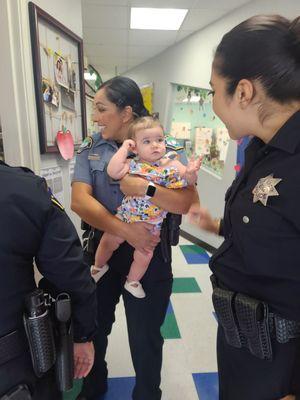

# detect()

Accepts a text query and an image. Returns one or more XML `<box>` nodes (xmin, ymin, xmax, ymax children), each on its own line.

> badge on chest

<box><xmin>252</xmin><ymin>174</ymin><xmax>282</xmax><ymax>206</ymax></box>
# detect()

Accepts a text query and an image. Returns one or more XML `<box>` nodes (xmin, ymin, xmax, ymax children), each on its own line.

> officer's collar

<box><xmin>93</xmin><ymin>132</ymin><xmax>119</xmax><ymax>150</ymax></box>
<box><xmin>265</xmin><ymin>110</ymin><xmax>300</xmax><ymax>154</ymax></box>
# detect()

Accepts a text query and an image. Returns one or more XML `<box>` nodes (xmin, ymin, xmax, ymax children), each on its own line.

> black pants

<box><xmin>0</xmin><ymin>352</ymin><xmax>61</xmax><ymax>400</ymax></box>
<box><xmin>80</xmin><ymin>242</ymin><xmax>173</xmax><ymax>400</ymax></box>
<box><xmin>217</xmin><ymin>326</ymin><xmax>300</xmax><ymax>400</ymax></box>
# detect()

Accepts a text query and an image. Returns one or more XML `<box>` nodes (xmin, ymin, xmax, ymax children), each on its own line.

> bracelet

<box><xmin>214</xmin><ymin>218</ymin><xmax>221</xmax><ymax>235</ymax></box>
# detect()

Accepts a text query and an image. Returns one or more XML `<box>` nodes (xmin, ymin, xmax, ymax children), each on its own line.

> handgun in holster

<box><xmin>160</xmin><ymin>213</ymin><xmax>183</xmax><ymax>262</ymax></box>
<box><xmin>81</xmin><ymin>220</ymin><xmax>97</xmax><ymax>256</ymax></box>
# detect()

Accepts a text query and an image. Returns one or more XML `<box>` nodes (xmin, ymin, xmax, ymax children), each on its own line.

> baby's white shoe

<box><xmin>124</xmin><ymin>280</ymin><xmax>146</xmax><ymax>298</ymax></box>
<box><xmin>91</xmin><ymin>264</ymin><xmax>109</xmax><ymax>283</ymax></box>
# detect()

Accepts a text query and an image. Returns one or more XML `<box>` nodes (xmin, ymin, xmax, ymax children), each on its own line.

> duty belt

<box><xmin>0</xmin><ymin>329</ymin><xmax>28</xmax><ymax>366</ymax></box>
<box><xmin>211</xmin><ymin>275</ymin><xmax>300</xmax><ymax>361</ymax></box>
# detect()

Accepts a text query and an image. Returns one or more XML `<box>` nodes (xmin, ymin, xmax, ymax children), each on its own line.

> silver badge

<box><xmin>252</xmin><ymin>174</ymin><xmax>282</xmax><ymax>206</ymax></box>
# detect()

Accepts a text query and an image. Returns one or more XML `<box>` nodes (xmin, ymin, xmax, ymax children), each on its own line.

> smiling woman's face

<box><xmin>93</xmin><ymin>88</ymin><xmax>128</xmax><ymax>142</ymax></box>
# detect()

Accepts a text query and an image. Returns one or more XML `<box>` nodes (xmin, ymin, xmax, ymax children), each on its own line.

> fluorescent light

<box><xmin>84</xmin><ymin>72</ymin><xmax>97</xmax><ymax>81</ymax></box>
<box><xmin>130</xmin><ymin>8</ymin><xmax>188</xmax><ymax>31</ymax></box>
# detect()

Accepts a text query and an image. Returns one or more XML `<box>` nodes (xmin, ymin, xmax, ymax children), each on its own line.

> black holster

<box><xmin>0</xmin><ymin>384</ymin><xmax>32</xmax><ymax>400</ymax></box>
<box><xmin>211</xmin><ymin>275</ymin><xmax>273</xmax><ymax>361</ymax></box>
<box><xmin>23</xmin><ymin>292</ymin><xmax>56</xmax><ymax>377</ymax></box>
<box><xmin>54</xmin><ymin>293</ymin><xmax>73</xmax><ymax>392</ymax></box>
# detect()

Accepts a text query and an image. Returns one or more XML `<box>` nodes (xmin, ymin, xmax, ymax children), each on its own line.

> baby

<box><xmin>92</xmin><ymin>116</ymin><xmax>201</xmax><ymax>298</ymax></box>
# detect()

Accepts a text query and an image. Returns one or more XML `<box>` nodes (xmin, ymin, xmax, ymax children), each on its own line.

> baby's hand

<box><xmin>122</xmin><ymin>139</ymin><xmax>136</xmax><ymax>152</ymax></box>
<box><xmin>185</xmin><ymin>154</ymin><xmax>203</xmax><ymax>184</ymax></box>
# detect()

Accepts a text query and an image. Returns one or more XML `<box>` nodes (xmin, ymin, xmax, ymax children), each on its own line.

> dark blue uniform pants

<box><xmin>0</xmin><ymin>352</ymin><xmax>61</xmax><ymax>399</ymax></box>
<box><xmin>80</xmin><ymin>257</ymin><xmax>172</xmax><ymax>400</ymax></box>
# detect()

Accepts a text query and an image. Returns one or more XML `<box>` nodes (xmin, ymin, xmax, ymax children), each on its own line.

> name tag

<box><xmin>88</xmin><ymin>154</ymin><xmax>101</xmax><ymax>161</ymax></box>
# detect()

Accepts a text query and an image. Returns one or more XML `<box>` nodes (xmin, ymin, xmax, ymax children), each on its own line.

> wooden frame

<box><xmin>29</xmin><ymin>2</ymin><xmax>87</xmax><ymax>153</ymax></box>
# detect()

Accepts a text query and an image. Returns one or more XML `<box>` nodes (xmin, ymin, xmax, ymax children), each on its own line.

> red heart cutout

<box><xmin>234</xmin><ymin>164</ymin><xmax>241</xmax><ymax>172</ymax></box>
<box><xmin>56</xmin><ymin>130</ymin><xmax>74</xmax><ymax>160</ymax></box>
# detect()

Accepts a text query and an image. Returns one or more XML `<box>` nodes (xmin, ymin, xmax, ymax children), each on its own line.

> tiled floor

<box><xmin>64</xmin><ymin>237</ymin><xmax>218</xmax><ymax>400</ymax></box>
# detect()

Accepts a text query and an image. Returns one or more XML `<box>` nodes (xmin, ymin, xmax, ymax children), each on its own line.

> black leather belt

<box><xmin>211</xmin><ymin>274</ymin><xmax>300</xmax><ymax>360</ymax></box>
<box><xmin>0</xmin><ymin>330</ymin><xmax>28</xmax><ymax>366</ymax></box>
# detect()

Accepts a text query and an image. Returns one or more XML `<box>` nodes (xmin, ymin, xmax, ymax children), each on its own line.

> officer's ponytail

<box><xmin>99</xmin><ymin>76</ymin><xmax>150</xmax><ymax>118</ymax></box>
<box><xmin>214</xmin><ymin>14</ymin><xmax>300</xmax><ymax>103</ymax></box>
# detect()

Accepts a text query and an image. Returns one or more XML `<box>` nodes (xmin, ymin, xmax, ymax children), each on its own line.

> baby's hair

<box><xmin>128</xmin><ymin>116</ymin><xmax>164</xmax><ymax>140</ymax></box>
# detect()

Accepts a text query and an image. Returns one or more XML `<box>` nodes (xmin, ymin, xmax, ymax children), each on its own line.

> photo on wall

<box><xmin>168</xmin><ymin>83</ymin><xmax>230</xmax><ymax>179</ymax></box>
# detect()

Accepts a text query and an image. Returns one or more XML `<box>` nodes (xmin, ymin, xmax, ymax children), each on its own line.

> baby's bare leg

<box><xmin>94</xmin><ymin>232</ymin><xmax>125</xmax><ymax>268</ymax></box>
<box><xmin>127</xmin><ymin>249</ymin><xmax>154</xmax><ymax>283</ymax></box>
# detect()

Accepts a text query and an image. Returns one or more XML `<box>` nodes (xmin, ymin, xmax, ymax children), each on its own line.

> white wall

<box><xmin>0</xmin><ymin>0</ymin><xmax>82</xmax><ymax>231</ymax></box>
<box><xmin>125</xmin><ymin>0</ymin><xmax>300</xmax><ymax>248</ymax></box>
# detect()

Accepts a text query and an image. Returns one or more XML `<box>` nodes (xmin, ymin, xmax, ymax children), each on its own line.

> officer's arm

<box><xmin>72</xmin><ymin>182</ymin><xmax>129</xmax><ymax>234</ymax></box>
<box><xmin>35</xmin><ymin>186</ymin><xmax>97</xmax><ymax>343</ymax></box>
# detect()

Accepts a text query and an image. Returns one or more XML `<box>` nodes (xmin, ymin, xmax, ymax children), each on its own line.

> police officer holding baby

<box><xmin>71</xmin><ymin>76</ymin><xmax>197</xmax><ymax>400</ymax></box>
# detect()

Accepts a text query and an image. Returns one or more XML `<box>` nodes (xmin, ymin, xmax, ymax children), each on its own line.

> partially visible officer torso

<box><xmin>210</xmin><ymin>110</ymin><xmax>300</xmax><ymax>321</ymax></box>
<box><xmin>0</xmin><ymin>161</ymin><xmax>97</xmax><ymax>341</ymax></box>
<box><xmin>73</xmin><ymin>132</ymin><xmax>188</xmax><ymax>281</ymax></box>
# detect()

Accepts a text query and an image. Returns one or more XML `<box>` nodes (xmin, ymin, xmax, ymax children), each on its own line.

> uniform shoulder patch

<box><xmin>51</xmin><ymin>194</ymin><xmax>65</xmax><ymax>211</ymax></box>
<box><xmin>165</xmin><ymin>135</ymin><xmax>184</xmax><ymax>151</ymax></box>
<box><xmin>77</xmin><ymin>136</ymin><xmax>93</xmax><ymax>154</ymax></box>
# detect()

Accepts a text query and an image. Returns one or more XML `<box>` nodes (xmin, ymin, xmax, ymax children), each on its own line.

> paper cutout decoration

<box><xmin>56</xmin><ymin>129</ymin><xmax>74</xmax><ymax>160</ymax></box>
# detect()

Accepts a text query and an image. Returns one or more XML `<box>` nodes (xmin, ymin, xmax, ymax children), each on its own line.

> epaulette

<box><xmin>165</xmin><ymin>135</ymin><xmax>184</xmax><ymax>151</ymax></box>
<box><xmin>50</xmin><ymin>193</ymin><xmax>65</xmax><ymax>211</ymax></box>
<box><xmin>77</xmin><ymin>136</ymin><xmax>93</xmax><ymax>154</ymax></box>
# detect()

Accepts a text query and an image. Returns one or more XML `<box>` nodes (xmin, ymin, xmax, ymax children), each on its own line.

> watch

<box><xmin>145</xmin><ymin>181</ymin><xmax>156</xmax><ymax>200</ymax></box>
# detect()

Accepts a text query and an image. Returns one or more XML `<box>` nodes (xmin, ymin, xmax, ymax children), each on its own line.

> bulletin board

<box><xmin>168</xmin><ymin>83</ymin><xmax>230</xmax><ymax>179</ymax></box>
<box><xmin>29</xmin><ymin>2</ymin><xmax>86</xmax><ymax>154</ymax></box>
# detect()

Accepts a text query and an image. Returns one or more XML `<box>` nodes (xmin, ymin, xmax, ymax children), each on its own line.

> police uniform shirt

<box><xmin>0</xmin><ymin>162</ymin><xmax>97</xmax><ymax>342</ymax></box>
<box><xmin>73</xmin><ymin>132</ymin><xmax>188</xmax><ymax>280</ymax></box>
<box><xmin>210</xmin><ymin>110</ymin><xmax>300</xmax><ymax>321</ymax></box>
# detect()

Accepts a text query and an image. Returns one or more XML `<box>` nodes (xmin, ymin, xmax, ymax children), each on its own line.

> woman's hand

<box><xmin>123</xmin><ymin>222</ymin><xmax>160</xmax><ymax>254</ymax></box>
<box><xmin>188</xmin><ymin>204</ymin><xmax>220</xmax><ymax>234</ymax></box>
<box><xmin>120</xmin><ymin>174</ymin><xmax>148</xmax><ymax>197</ymax></box>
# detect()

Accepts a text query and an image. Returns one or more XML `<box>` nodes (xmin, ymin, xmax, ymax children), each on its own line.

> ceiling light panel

<box><xmin>130</xmin><ymin>8</ymin><xmax>188</xmax><ymax>30</ymax></box>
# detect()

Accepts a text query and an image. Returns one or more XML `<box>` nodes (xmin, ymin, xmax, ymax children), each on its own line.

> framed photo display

<box><xmin>29</xmin><ymin>2</ymin><xmax>87</xmax><ymax>153</ymax></box>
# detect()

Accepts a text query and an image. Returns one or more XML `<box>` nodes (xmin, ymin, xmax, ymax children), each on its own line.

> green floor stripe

<box><xmin>180</xmin><ymin>244</ymin><xmax>206</xmax><ymax>255</ymax></box>
<box><xmin>161</xmin><ymin>312</ymin><xmax>181</xmax><ymax>339</ymax></box>
<box><xmin>172</xmin><ymin>277</ymin><xmax>201</xmax><ymax>293</ymax></box>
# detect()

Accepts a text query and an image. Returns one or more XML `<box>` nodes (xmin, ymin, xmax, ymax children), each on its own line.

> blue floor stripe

<box><xmin>192</xmin><ymin>372</ymin><xmax>219</xmax><ymax>400</ymax></box>
<box><xmin>101</xmin><ymin>377</ymin><xmax>135</xmax><ymax>400</ymax></box>
<box><xmin>182</xmin><ymin>252</ymin><xmax>210</xmax><ymax>264</ymax></box>
<box><xmin>166</xmin><ymin>300</ymin><xmax>174</xmax><ymax>315</ymax></box>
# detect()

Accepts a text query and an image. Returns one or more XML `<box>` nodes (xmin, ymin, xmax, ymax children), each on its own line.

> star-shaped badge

<box><xmin>252</xmin><ymin>174</ymin><xmax>282</xmax><ymax>206</ymax></box>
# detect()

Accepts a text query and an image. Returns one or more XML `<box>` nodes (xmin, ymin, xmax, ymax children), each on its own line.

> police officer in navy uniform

<box><xmin>71</xmin><ymin>76</ymin><xmax>197</xmax><ymax>400</ymax></box>
<box><xmin>189</xmin><ymin>15</ymin><xmax>300</xmax><ymax>400</ymax></box>
<box><xmin>0</xmin><ymin>160</ymin><xmax>97</xmax><ymax>399</ymax></box>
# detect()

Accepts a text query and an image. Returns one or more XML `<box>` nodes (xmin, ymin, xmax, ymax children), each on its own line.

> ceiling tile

<box><xmin>129</xmin><ymin>0</ymin><xmax>197</xmax><ymax>8</ymax></box>
<box><xmin>129</xmin><ymin>29</ymin><xmax>177</xmax><ymax>46</ymax></box>
<box><xmin>175</xmin><ymin>30</ymin><xmax>194</xmax><ymax>42</ymax></box>
<box><xmin>82</xmin><ymin>4</ymin><xmax>129</xmax><ymax>29</ymax></box>
<box><xmin>180</xmin><ymin>8</ymin><xmax>227</xmax><ymax>30</ymax></box>
<box><xmin>84</xmin><ymin>44</ymin><xmax>128</xmax><ymax>59</ymax></box>
<box><xmin>83</xmin><ymin>0</ymin><xmax>129</xmax><ymax>5</ymax></box>
<box><xmin>193</xmin><ymin>0</ymin><xmax>250</xmax><ymax>9</ymax></box>
<box><xmin>83</xmin><ymin>27</ymin><xmax>128</xmax><ymax>45</ymax></box>
<box><xmin>128</xmin><ymin>45</ymin><xmax>166</xmax><ymax>58</ymax></box>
